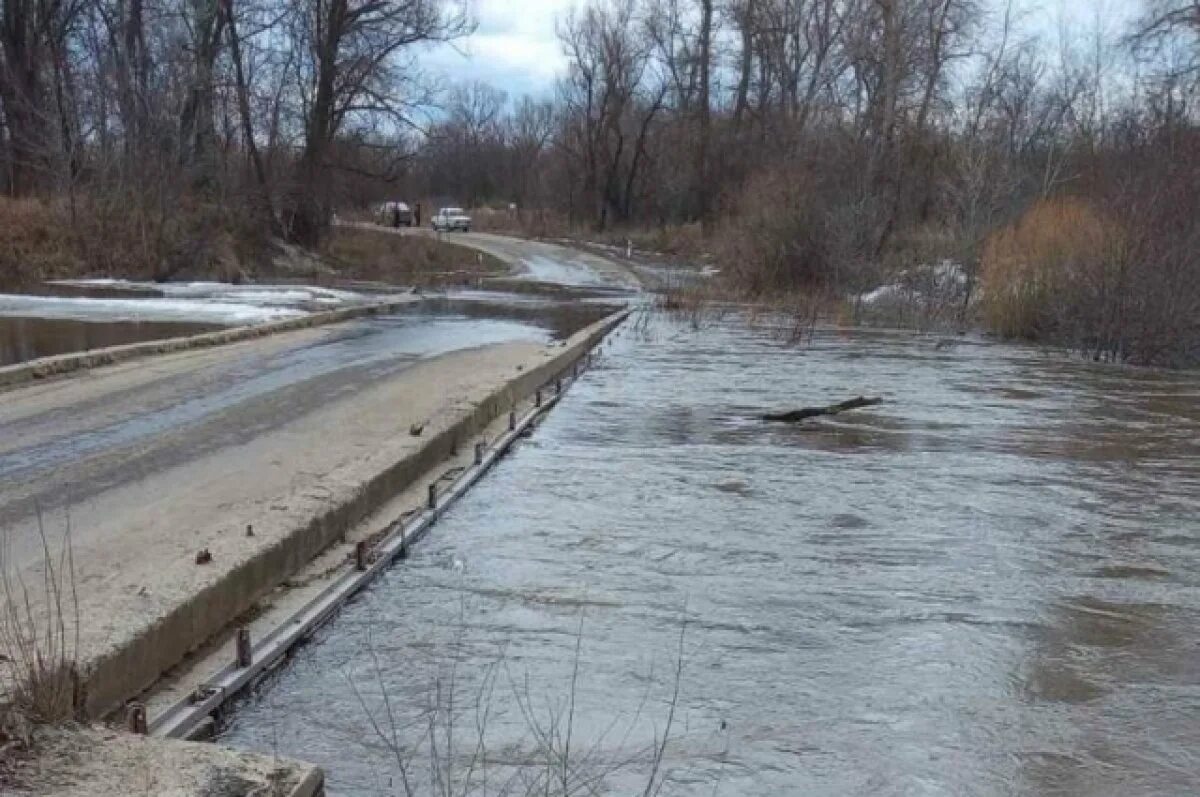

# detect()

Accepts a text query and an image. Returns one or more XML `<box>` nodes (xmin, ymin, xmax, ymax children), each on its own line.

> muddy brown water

<box><xmin>220</xmin><ymin>313</ymin><xmax>1199</xmax><ymax>795</ymax></box>
<box><xmin>0</xmin><ymin>316</ymin><xmax>222</xmax><ymax>367</ymax></box>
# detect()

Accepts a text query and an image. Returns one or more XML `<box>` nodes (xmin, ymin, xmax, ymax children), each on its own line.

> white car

<box><xmin>432</xmin><ymin>207</ymin><xmax>471</xmax><ymax>232</ymax></box>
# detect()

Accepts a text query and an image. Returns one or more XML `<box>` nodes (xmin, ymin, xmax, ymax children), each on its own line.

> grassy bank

<box><xmin>475</xmin><ymin>196</ymin><xmax>1198</xmax><ymax>368</ymax></box>
<box><xmin>322</xmin><ymin>226</ymin><xmax>508</xmax><ymax>286</ymax></box>
<box><xmin>0</xmin><ymin>198</ymin><xmax>508</xmax><ymax>293</ymax></box>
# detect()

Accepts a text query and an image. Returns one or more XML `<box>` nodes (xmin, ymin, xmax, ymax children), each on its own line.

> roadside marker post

<box><xmin>235</xmin><ymin>628</ymin><xmax>252</xmax><ymax>668</ymax></box>
<box><xmin>126</xmin><ymin>703</ymin><xmax>148</xmax><ymax>735</ymax></box>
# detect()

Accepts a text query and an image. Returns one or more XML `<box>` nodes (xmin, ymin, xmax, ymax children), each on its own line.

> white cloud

<box><xmin>420</xmin><ymin>0</ymin><xmax>1140</xmax><ymax>100</ymax></box>
<box><xmin>423</xmin><ymin>0</ymin><xmax>578</xmax><ymax>99</ymax></box>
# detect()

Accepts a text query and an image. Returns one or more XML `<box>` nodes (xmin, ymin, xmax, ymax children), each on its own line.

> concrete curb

<box><xmin>0</xmin><ymin>295</ymin><xmax>421</xmax><ymax>392</ymax></box>
<box><xmin>79</xmin><ymin>307</ymin><xmax>630</xmax><ymax>720</ymax></box>
<box><xmin>287</xmin><ymin>767</ymin><xmax>326</xmax><ymax>797</ymax></box>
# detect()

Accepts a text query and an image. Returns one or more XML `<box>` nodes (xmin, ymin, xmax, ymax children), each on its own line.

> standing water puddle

<box><xmin>0</xmin><ymin>316</ymin><xmax>223</xmax><ymax>366</ymax></box>
<box><xmin>219</xmin><ymin>314</ymin><xmax>1198</xmax><ymax>795</ymax></box>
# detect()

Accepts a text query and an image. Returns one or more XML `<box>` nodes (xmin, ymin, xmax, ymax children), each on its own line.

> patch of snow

<box><xmin>0</xmin><ymin>294</ymin><xmax>305</xmax><ymax>325</ymax></box>
<box><xmin>52</xmin><ymin>279</ymin><xmax>366</xmax><ymax>307</ymax></box>
<box><xmin>858</xmin><ymin>260</ymin><xmax>969</xmax><ymax>307</ymax></box>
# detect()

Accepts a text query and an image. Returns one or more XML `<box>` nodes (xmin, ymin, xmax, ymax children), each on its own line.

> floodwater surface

<box><xmin>224</xmin><ymin>314</ymin><xmax>1200</xmax><ymax>796</ymax></box>
<box><xmin>0</xmin><ymin>316</ymin><xmax>222</xmax><ymax>366</ymax></box>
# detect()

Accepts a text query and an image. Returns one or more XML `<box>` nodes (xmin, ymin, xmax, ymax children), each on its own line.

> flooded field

<box><xmin>0</xmin><ymin>316</ymin><xmax>222</xmax><ymax>366</ymax></box>
<box><xmin>223</xmin><ymin>312</ymin><xmax>1200</xmax><ymax>796</ymax></box>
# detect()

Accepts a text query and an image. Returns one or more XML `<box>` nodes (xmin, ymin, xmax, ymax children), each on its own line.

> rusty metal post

<box><xmin>126</xmin><ymin>702</ymin><xmax>148</xmax><ymax>734</ymax></box>
<box><xmin>235</xmin><ymin>627</ymin><xmax>252</xmax><ymax>668</ymax></box>
<box><xmin>355</xmin><ymin>540</ymin><xmax>368</xmax><ymax>571</ymax></box>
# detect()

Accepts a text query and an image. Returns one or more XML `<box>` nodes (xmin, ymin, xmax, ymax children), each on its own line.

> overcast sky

<box><xmin>421</xmin><ymin>0</ymin><xmax>1141</xmax><ymax>100</ymax></box>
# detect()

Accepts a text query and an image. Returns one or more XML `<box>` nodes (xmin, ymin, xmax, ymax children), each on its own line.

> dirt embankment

<box><xmin>0</xmin><ymin>197</ymin><xmax>506</xmax><ymax>293</ymax></box>
<box><xmin>322</xmin><ymin>224</ymin><xmax>509</xmax><ymax>286</ymax></box>
<box><xmin>6</xmin><ymin>726</ymin><xmax>322</xmax><ymax>796</ymax></box>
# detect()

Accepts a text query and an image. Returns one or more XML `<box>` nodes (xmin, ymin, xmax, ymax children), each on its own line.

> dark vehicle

<box><xmin>376</xmin><ymin>201</ymin><xmax>413</xmax><ymax>227</ymax></box>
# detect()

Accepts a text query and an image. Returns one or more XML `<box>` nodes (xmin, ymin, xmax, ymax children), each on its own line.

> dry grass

<box><xmin>0</xmin><ymin>194</ymin><xmax>268</xmax><ymax>290</ymax></box>
<box><xmin>1</xmin><ymin>511</ymin><xmax>81</xmax><ymax>730</ymax></box>
<box><xmin>980</xmin><ymin>198</ymin><xmax>1119</xmax><ymax>340</ymax></box>
<box><xmin>324</xmin><ymin>227</ymin><xmax>509</xmax><ymax>286</ymax></box>
<box><xmin>0</xmin><ymin>198</ymin><xmax>83</xmax><ymax>290</ymax></box>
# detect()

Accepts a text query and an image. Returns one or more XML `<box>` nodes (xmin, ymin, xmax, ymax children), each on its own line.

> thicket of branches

<box><xmin>0</xmin><ymin>0</ymin><xmax>470</xmax><ymax>283</ymax></box>
<box><xmin>3</xmin><ymin>0</ymin><xmax>1198</xmax><ymax>363</ymax></box>
<box><xmin>407</xmin><ymin>0</ymin><xmax>1200</xmax><ymax>365</ymax></box>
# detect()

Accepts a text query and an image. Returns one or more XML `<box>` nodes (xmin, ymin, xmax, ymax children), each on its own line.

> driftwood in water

<box><xmin>762</xmin><ymin>396</ymin><xmax>883</xmax><ymax>423</ymax></box>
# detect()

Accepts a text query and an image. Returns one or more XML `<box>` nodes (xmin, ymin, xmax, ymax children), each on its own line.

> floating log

<box><xmin>762</xmin><ymin>396</ymin><xmax>883</xmax><ymax>423</ymax></box>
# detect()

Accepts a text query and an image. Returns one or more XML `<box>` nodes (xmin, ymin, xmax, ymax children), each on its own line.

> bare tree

<box><xmin>283</xmin><ymin>0</ymin><xmax>470</xmax><ymax>245</ymax></box>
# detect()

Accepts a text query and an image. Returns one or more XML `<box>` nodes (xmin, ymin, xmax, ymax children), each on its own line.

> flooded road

<box><xmin>0</xmin><ymin>297</ymin><xmax>612</xmax><ymax>567</ymax></box>
<box><xmin>224</xmin><ymin>313</ymin><xmax>1200</xmax><ymax>796</ymax></box>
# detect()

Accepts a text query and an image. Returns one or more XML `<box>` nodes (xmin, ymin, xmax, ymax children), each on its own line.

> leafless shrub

<box><xmin>346</xmin><ymin>597</ymin><xmax>690</xmax><ymax>797</ymax></box>
<box><xmin>981</xmin><ymin>158</ymin><xmax>1200</xmax><ymax>367</ymax></box>
<box><xmin>653</xmin><ymin>283</ymin><xmax>724</xmax><ymax>332</ymax></box>
<box><xmin>0</xmin><ymin>509</ymin><xmax>81</xmax><ymax>726</ymax></box>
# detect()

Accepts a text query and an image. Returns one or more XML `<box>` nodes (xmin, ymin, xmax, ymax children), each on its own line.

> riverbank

<box><xmin>6</xmin><ymin>726</ymin><xmax>323</xmax><ymax>796</ymax></box>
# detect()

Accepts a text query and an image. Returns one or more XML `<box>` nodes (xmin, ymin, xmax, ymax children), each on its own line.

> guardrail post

<box><xmin>535</xmin><ymin>389</ymin><xmax>542</xmax><ymax>408</ymax></box>
<box><xmin>126</xmin><ymin>702</ymin><xmax>147</xmax><ymax>735</ymax></box>
<box><xmin>235</xmin><ymin>628</ymin><xmax>252</xmax><ymax>668</ymax></box>
<box><xmin>509</xmin><ymin>410</ymin><xmax>516</xmax><ymax>431</ymax></box>
<box><xmin>399</xmin><ymin>528</ymin><xmax>408</xmax><ymax>560</ymax></box>
<box><xmin>474</xmin><ymin>441</ymin><xmax>484</xmax><ymax>466</ymax></box>
<box><xmin>555</xmin><ymin>378</ymin><xmax>563</xmax><ymax>395</ymax></box>
<box><xmin>428</xmin><ymin>483</ymin><xmax>438</xmax><ymax>510</ymax></box>
<box><xmin>355</xmin><ymin>540</ymin><xmax>368</xmax><ymax>571</ymax></box>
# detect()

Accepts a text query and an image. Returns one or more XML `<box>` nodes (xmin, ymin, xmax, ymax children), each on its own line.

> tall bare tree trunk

<box><xmin>696</xmin><ymin>0</ymin><xmax>713</xmax><ymax>225</ymax></box>
<box><xmin>0</xmin><ymin>0</ymin><xmax>48</xmax><ymax>195</ymax></box>
<box><xmin>222</xmin><ymin>0</ymin><xmax>279</xmax><ymax>235</ymax></box>
<box><xmin>177</xmin><ymin>0</ymin><xmax>226</xmax><ymax>188</ymax></box>
<box><xmin>286</xmin><ymin>0</ymin><xmax>345</xmax><ymax>245</ymax></box>
<box><xmin>733</xmin><ymin>0</ymin><xmax>754</xmax><ymax>130</ymax></box>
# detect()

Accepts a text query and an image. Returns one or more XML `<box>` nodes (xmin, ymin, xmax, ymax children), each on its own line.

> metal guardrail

<box><xmin>146</xmin><ymin>349</ymin><xmax>599</xmax><ymax>740</ymax></box>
